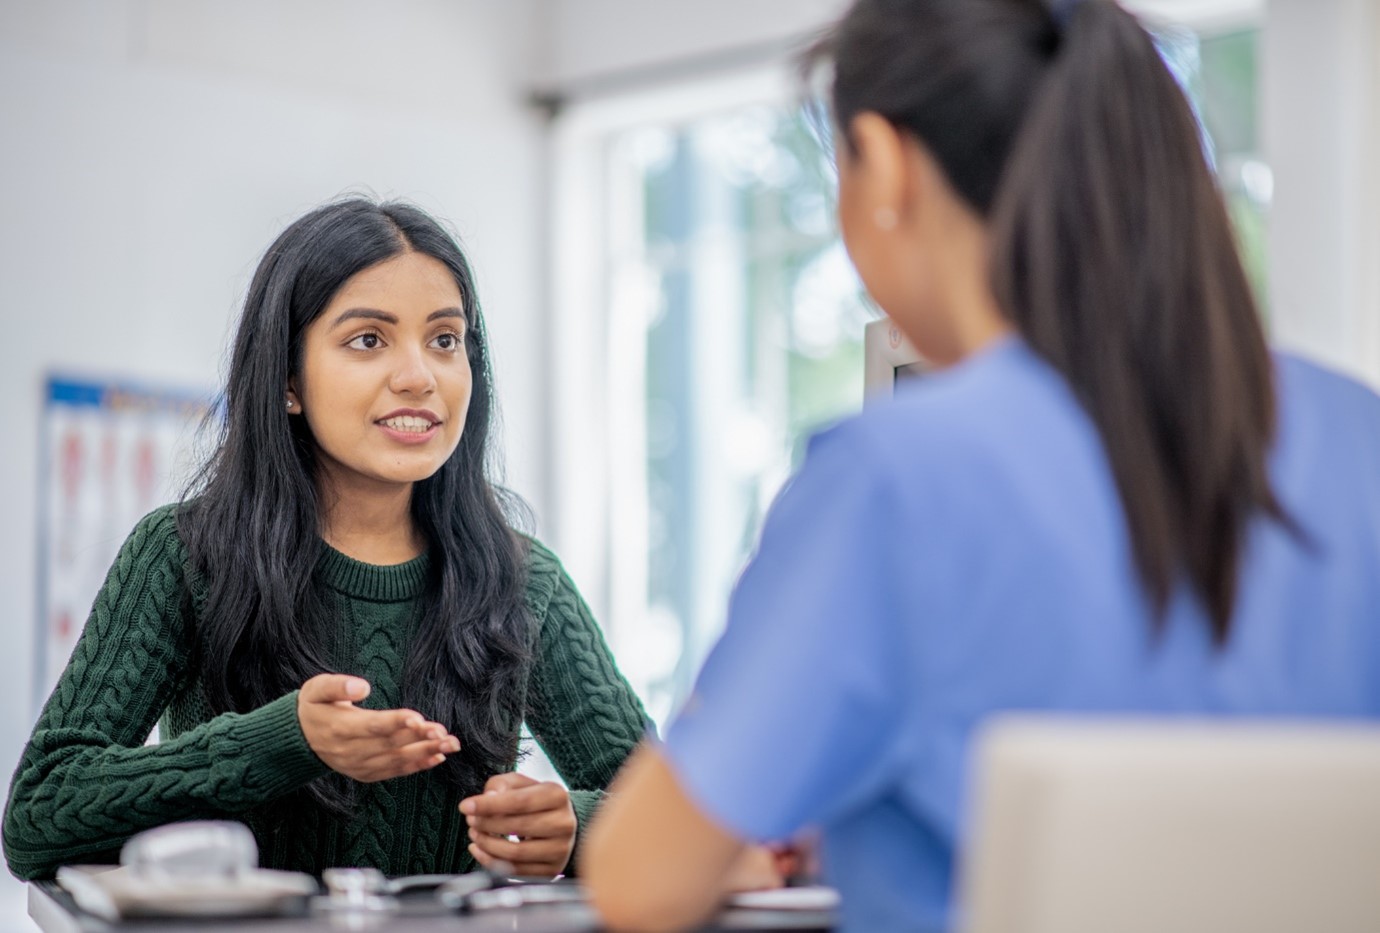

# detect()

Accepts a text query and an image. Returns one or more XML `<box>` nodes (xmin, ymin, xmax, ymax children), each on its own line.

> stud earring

<box><xmin>286</xmin><ymin>398</ymin><xmax>294</xmax><ymax>411</ymax></box>
<box><xmin>874</xmin><ymin>207</ymin><xmax>898</xmax><ymax>231</ymax></box>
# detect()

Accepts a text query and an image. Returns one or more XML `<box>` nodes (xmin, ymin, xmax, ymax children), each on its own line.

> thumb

<box><xmin>302</xmin><ymin>673</ymin><xmax>370</xmax><ymax>704</ymax></box>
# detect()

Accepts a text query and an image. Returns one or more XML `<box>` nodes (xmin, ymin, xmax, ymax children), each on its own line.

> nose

<box><xmin>388</xmin><ymin>346</ymin><xmax>437</xmax><ymax>398</ymax></box>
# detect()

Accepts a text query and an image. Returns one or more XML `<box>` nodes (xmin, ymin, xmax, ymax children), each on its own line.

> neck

<box><xmin>317</xmin><ymin>469</ymin><xmax>423</xmax><ymax>565</ymax></box>
<box><xmin>912</xmin><ymin>187</ymin><xmax>1014</xmax><ymax>366</ymax></box>
<box><xmin>936</xmin><ymin>252</ymin><xmax>1012</xmax><ymax>363</ymax></box>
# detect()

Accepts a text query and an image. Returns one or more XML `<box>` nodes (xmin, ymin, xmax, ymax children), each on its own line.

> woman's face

<box><xmin>290</xmin><ymin>250</ymin><xmax>472</xmax><ymax>496</ymax></box>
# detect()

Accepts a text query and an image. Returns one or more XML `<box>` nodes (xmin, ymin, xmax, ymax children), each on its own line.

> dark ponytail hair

<box><xmin>811</xmin><ymin>0</ymin><xmax>1288</xmax><ymax>642</ymax></box>
<box><xmin>180</xmin><ymin>199</ymin><xmax>532</xmax><ymax>812</ymax></box>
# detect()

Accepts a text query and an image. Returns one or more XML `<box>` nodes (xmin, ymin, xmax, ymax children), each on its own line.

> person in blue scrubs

<box><xmin>583</xmin><ymin>0</ymin><xmax>1380</xmax><ymax>930</ymax></box>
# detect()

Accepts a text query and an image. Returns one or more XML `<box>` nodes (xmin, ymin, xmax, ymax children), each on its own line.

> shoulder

<box><xmin>810</xmin><ymin>337</ymin><xmax>1096</xmax><ymax>498</ymax></box>
<box><xmin>1275</xmin><ymin>352</ymin><xmax>1380</xmax><ymax>422</ymax></box>
<box><xmin>517</xmin><ymin>535</ymin><xmax>577</xmax><ymax>623</ymax></box>
<box><xmin>521</xmin><ymin>535</ymin><xmax>563</xmax><ymax>576</ymax></box>
<box><xmin>88</xmin><ymin>503</ymin><xmax>195</xmax><ymax>631</ymax></box>
<box><xmin>119</xmin><ymin>503</ymin><xmax>191</xmax><ymax>571</ymax></box>
<box><xmin>1271</xmin><ymin>351</ymin><xmax>1380</xmax><ymax>492</ymax></box>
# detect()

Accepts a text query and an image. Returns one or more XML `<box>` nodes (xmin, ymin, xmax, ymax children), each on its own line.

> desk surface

<box><xmin>30</xmin><ymin>881</ymin><xmax>836</xmax><ymax>933</ymax></box>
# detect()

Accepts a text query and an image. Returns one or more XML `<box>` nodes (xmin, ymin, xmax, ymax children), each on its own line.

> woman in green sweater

<box><xmin>2</xmin><ymin>199</ymin><xmax>652</xmax><ymax>882</ymax></box>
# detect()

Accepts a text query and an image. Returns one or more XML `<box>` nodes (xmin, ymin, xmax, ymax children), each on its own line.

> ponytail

<box><xmin>989</xmin><ymin>0</ymin><xmax>1285</xmax><ymax>639</ymax></box>
<box><xmin>809</xmin><ymin>0</ymin><xmax>1290</xmax><ymax>641</ymax></box>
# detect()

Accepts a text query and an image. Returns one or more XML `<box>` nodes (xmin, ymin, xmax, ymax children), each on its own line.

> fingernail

<box><xmin>346</xmin><ymin>678</ymin><xmax>368</xmax><ymax>699</ymax></box>
<box><xmin>447</xmin><ymin>738</ymin><xmax>461</xmax><ymax>752</ymax></box>
<box><xmin>460</xmin><ymin>800</ymin><xmax>474</xmax><ymax>815</ymax></box>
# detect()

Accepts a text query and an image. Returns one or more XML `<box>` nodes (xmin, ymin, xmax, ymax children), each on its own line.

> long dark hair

<box><xmin>810</xmin><ymin>0</ymin><xmax>1288</xmax><ymax>642</ymax></box>
<box><xmin>180</xmin><ymin>199</ymin><xmax>532</xmax><ymax>810</ymax></box>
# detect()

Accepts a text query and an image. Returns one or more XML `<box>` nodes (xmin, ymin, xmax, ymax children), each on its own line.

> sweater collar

<box><xmin>315</xmin><ymin>544</ymin><xmax>431</xmax><ymax>601</ymax></box>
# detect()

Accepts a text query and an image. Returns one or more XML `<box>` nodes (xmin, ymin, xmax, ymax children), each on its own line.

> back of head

<box><xmin>813</xmin><ymin>0</ymin><xmax>1285</xmax><ymax>641</ymax></box>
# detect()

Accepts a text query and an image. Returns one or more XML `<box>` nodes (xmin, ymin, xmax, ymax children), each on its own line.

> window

<box><xmin>604</xmin><ymin>105</ymin><xmax>871</xmax><ymax>724</ymax></box>
<box><xmin>1158</xmin><ymin>24</ymin><xmax>1270</xmax><ymax>303</ymax></box>
<box><xmin>551</xmin><ymin>17</ymin><xmax>1265</xmax><ymax>728</ymax></box>
<box><xmin>549</xmin><ymin>69</ymin><xmax>871</xmax><ymax>727</ymax></box>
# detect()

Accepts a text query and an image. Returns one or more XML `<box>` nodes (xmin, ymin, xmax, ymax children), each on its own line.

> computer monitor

<box><xmin>863</xmin><ymin>318</ymin><xmax>926</xmax><ymax>402</ymax></box>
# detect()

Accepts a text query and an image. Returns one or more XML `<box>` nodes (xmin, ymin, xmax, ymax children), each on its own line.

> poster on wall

<box><xmin>36</xmin><ymin>376</ymin><xmax>212</xmax><ymax>711</ymax></box>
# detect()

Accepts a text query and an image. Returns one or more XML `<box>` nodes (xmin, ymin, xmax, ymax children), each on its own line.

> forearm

<box><xmin>525</xmin><ymin>573</ymin><xmax>651</xmax><ymax>792</ymax></box>
<box><xmin>584</xmin><ymin>744</ymin><xmax>743</xmax><ymax>931</ymax></box>
<box><xmin>3</xmin><ymin>692</ymin><xmax>327</xmax><ymax>879</ymax></box>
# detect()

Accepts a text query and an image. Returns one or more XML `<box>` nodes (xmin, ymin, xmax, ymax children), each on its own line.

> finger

<box><xmin>301</xmin><ymin>673</ymin><xmax>370</xmax><ymax>705</ymax></box>
<box><xmin>723</xmin><ymin>846</ymin><xmax>785</xmax><ymax>893</ymax></box>
<box><xmin>507</xmin><ymin>855</ymin><xmax>565</xmax><ymax>877</ymax></box>
<box><xmin>484</xmin><ymin>772</ymin><xmax>537</xmax><ymax>794</ymax></box>
<box><xmin>359</xmin><ymin>708</ymin><xmax>424</xmax><ymax>737</ymax></box>
<box><xmin>420</xmin><ymin>734</ymin><xmax>461</xmax><ymax>754</ymax></box>
<box><xmin>376</xmin><ymin>737</ymin><xmax>456</xmax><ymax>765</ymax></box>
<box><xmin>388</xmin><ymin>751</ymin><xmax>448</xmax><ymax>779</ymax></box>
<box><xmin>469</xmin><ymin>833</ymin><xmax>568</xmax><ymax>875</ymax></box>
<box><xmin>460</xmin><ymin>781</ymin><xmax>562</xmax><ymax>817</ymax></box>
<box><xmin>359</xmin><ymin>741</ymin><xmax>451</xmax><ymax>781</ymax></box>
<box><xmin>466</xmin><ymin>809</ymin><xmax>573</xmax><ymax>840</ymax></box>
<box><xmin>466</xmin><ymin>831</ymin><xmax>526</xmax><ymax>864</ymax></box>
<box><xmin>467</xmin><ymin>842</ymin><xmax>499</xmax><ymax>871</ymax></box>
<box><xmin>354</xmin><ymin>708</ymin><xmax>449</xmax><ymax>744</ymax></box>
<box><xmin>774</xmin><ymin>850</ymin><xmax>802</xmax><ymax>879</ymax></box>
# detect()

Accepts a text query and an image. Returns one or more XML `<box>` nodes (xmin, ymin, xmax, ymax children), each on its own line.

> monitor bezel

<box><xmin>863</xmin><ymin>318</ymin><xmax>923</xmax><ymax>402</ymax></box>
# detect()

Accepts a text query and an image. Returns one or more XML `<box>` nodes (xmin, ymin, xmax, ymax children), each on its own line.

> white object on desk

<box><xmin>56</xmin><ymin>864</ymin><xmax>316</xmax><ymax>920</ymax></box>
<box><xmin>959</xmin><ymin>716</ymin><xmax>1380</xmax><ymax>933</ymax></box>
<box><xmin>727</xmin><ymin>886</ymin><xmax>840</xmax><ymax>911</ymax></box>
<box><xmin>55</xmin><ymin>821</ymin><xmax>315</xmax><ymax>920</ymax></box>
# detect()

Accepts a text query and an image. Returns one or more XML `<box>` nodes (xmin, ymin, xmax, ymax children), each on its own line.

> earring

<box><xmin>874</xmin><ymin>207</ymin><xmax>898</xmax><ymax>231</ymax></box>
<box><xmin>286</xmin><ymin>398</ymin><xmax>295</xmax><ymax>411</ymax></box>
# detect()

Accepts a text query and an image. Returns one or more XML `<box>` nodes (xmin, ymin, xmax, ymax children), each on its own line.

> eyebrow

<box><xmin>328</xmin><ymin>307</ymin><xmax>466</xmax><ymax>330</ymax></box>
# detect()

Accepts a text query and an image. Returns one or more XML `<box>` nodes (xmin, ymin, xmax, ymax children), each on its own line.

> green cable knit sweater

<box><xmin>2</xmin><ymin>505</ymin><xmax>651</xmax><ymax>881</ymax></box>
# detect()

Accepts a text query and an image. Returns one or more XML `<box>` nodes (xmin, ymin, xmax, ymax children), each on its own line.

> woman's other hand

<box><xmin>297</xmin><ymin>673</ymin><xmax>459</xmax><ymax>782</ymax></box>
<box><xmin>460</xmin><ymin>772</ymin><xmax>577</xmax><ymax>877</ymax></box>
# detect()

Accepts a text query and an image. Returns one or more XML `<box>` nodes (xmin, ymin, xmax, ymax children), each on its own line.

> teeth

<box><xmin>380</xmin><ymin>415</ymin><xmax>434</xmax><ymax>432</ymax></box>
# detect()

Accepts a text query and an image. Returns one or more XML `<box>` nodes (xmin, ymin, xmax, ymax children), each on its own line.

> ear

<box><xmin>846</xmin><ymin>112</ymin><xmax>911</xmax><ymax>228</ymax></box>
<box><xmin>285</xmin><ymin>381</ymin><xmax>301</xmax><ymax>415</ymax></box>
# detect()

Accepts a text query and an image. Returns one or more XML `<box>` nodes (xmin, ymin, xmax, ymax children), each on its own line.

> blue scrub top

<box><xmin>663</xmin><ymin>335</ymin><xmax>1380</xmax><ymax>932</ymax></box>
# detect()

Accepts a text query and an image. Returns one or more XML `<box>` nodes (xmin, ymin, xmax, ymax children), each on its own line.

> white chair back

<box><xmin>960</xmin><ymin>717</ymin><xmax>1380</xmax><ymax>933</ymax></box>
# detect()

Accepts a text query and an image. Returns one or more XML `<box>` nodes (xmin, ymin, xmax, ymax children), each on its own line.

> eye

<box><xmin>346</xmin><ymin>332</ymin><xmax>383</xmax><ymax>350</ymax></box>
<box><xmin>431</xmin><ymin>331</ymin><xmax>463</xmax><ymax>351</ymax></box>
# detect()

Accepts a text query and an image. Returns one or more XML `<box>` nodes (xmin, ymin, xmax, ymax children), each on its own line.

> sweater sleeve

<box><xmin>521</xmin><ymin>541</ymin><xmax>653</xmax><ymax>875</ymax></box>
<box><xmin>2</xmin><ymin>506</ymin><xmax>329</xmax><ymax>880</ymax></box>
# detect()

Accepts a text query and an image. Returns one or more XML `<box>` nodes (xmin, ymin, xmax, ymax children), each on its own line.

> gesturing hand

<box><xmin>296</xmin><ymin>674</ymin><xmax>460</xmax><ymax>783</ymax></box>
<box><xmin>460</xmin><ymin>772</ymin><xmax>577</xmax><ymax>878</ymax></box>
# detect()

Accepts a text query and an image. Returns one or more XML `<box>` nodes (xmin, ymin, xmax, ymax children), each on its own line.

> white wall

<box><xmin>2</xmin><ymin>0</ymin><xmax>1378</xmax><ymax>926</ymax></box>
<box><xmin>1263</xmin><ymin>0</ymin><xmax>1380</xmax><ymax>385</ymax></box>
<box><xmin>0</xmin><ymin>2</ymin><xmax>545</xmax><ymax>924</ymax></box>
<box><xmin>534</xmin><ymin>0</ymin><xmax>851</xmax><ymax>92</ymax></box>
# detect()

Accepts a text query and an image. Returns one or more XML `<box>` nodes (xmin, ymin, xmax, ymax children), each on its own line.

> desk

<box><xmin>29</xmin><ymin>881</ymin><xmax>836</xmax><ymax>933</ymax></box>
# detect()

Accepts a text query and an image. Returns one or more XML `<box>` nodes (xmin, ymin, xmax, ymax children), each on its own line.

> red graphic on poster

<box><xmin>134</xmin><ymin>437</ymin><xmax>158</xmax><ymax>510</ymax></box>
<box><xmin>37</xmin><ymin>377</ymin><xmax>210</xmax><ymax>710</ymax></box>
